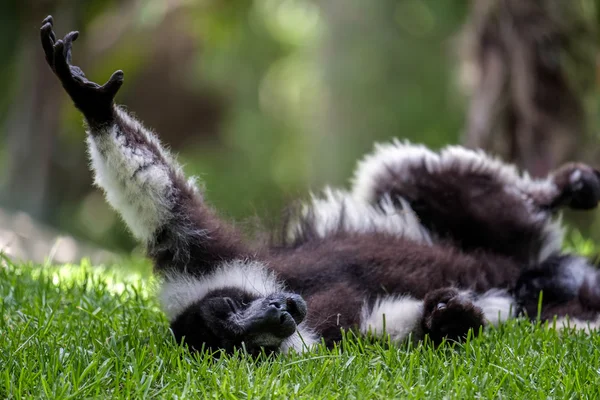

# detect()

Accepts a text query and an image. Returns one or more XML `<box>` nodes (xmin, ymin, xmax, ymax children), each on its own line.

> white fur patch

<box><xmin>86</xmin><ymin>107</ymin><xmax>199</xmax><ymax>244</ymax></box>
<box><xmin>558</xmin><ymin>256</ymin><xmax>597</xmax><ymax>295</ymax></box>
<box><xmin>360</xmin><ymin>296</ymin><xmax>425</xmax><ymax>343</ymax></box>
<box><xmin>538</xmin><ymin>218</ymin><xmax>565</xmax><ymax>263</ymax></box>
<box><xmin>352</xmin><ymin>141</ymin><xmax>438</xmax><ymax>204</ymax></box>
<box><xmin>280</xmin><ymin>324</ymin><xmax>319</xmax><ymax>354</ymax></box>
<box><xmin>552</xmin><ymin>316</ymin><xmax>600</xmax><ymax>334</ymax></box>
<box><xmin>159</xmin><ymin>260</ymin><xmax>285</xmax><ymax>321</ymax></box>
<box><xmin>351</xmin><ymin>140</ymin><xmax>564</xmax><ymax>261</ymax></box>
<box><xmin>289</xmin><ymin>188</ymin><xmax>432</xmax><ymax>244</ymax></box>
<box><xmin>474</xmin><ymin>289</ymin><xmax>516</xmax><ymax>326</ymax></box>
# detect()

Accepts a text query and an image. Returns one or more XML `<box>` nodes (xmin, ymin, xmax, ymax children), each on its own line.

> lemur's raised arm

<box><xmin>41</xmin><ymin>17</ymin><xmax>314</xmax><ymax>355</ymax></box>
<box><xmin>40</xmin><ymin>16</ymin><xmax>250</xmax><ymax>275</ymax></box>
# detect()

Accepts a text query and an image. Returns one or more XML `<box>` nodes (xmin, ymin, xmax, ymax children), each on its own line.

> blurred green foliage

<box><xmin>1</xmin><ymin>0</ymin><xmax>600</xmax><ymax>253</ymax></box>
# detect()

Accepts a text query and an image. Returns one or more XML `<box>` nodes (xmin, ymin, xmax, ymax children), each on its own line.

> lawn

<box><xmin>2</xmin><ymin>235</ymin><xmax>600</xmax><ymax>399</ymax></box>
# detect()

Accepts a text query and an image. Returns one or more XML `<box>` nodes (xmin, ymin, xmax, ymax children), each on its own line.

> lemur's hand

<box><xmin>40</xmin><ymin>15</ymin><xmax>124</xmax><ymax>125</ymax></box>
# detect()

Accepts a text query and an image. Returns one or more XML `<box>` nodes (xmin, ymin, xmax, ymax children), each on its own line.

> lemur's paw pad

<box><xmin>423</xmin><ymin>288</ymin><xmax>484</xmax><ymax>344</ymax></box>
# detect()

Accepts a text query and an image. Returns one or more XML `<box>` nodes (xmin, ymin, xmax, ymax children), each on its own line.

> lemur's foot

<box><xmin>422</xmin><ymin>288</ymin><xmax>484</xmax><ymax>344</ymax></box>
<box><xmin>40</xmin><ymin>15</ymin><xmax>123</xmax><ymax>125</ymax></box>
<box><xmin>552</xmin><ymin>163</ymin><xmax>600</xmax><ymax>210</ymax></box>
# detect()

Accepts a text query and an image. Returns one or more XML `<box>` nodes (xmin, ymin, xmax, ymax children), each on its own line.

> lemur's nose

<box><xmin>265</xmin><ymin>293</ymin><xmax>307</xmax><ymax>325</ymax></box>
<box><xmin>269</xmin><ymin>300</ymin><xmax>283</xmax><ymax>309</ymax></box>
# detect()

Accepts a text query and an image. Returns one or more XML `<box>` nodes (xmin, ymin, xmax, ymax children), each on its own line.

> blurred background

<box><xmin>1</xmin><ymin>0</ymin><xmax>600</xmax><ymax>263</ymax></box>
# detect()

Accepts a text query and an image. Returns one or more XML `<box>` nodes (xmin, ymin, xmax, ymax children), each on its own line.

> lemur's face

<box><xmin>170</xmin><ymin>288</ymin><xmax>307</xmax><ymax>355</ymax></box>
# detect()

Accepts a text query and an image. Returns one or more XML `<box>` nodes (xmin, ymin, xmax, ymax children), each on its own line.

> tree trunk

<box><xmin>0</xmin><ymin>4</ymin><xmax>67</xmax><ymax>221</ymax></box>
<box><xmin>460</xmin><ymin>0</ymin><xmax>596</xmax><ymax>177</ymax></box>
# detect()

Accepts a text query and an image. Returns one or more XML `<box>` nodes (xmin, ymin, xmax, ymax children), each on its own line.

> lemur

<box><xmin>41</xmin><ymin>16</ymin><xmax>600</xmax><ymax>355</ymax></box>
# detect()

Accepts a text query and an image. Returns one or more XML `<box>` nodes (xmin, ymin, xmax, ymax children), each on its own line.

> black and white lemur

<box><xmin>41</xmin><ymin>16</ymin><xmax>600</xmax><ymax>355</ymax></box>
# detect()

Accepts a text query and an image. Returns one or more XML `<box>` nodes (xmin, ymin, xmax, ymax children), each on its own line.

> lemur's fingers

<box><xmin>40</xmin><ymin>16</ymin><xmax>56</xmax><ymax>70</ymax></box>
<box><xmin>63</xmin><ymin>31</ymin><xmax>79</xmax><ymax>64</ymax></box>
<box><xmin>101</xmin><ymin>70</ymin><xmax>125</xmax><ymax>97</ymax></box>
<box><xmin>42</xmin><ymin>15</ymin><xmax>54</xmax><ymax>28</ymax></box>
<box><xmin>53</xmin><ymin>35</ymin><xmax>96</xmax><ymax>89</ymax></box>
<box><xmin>52</xmin><ymin>29</ymin><xmax>119</xmax><ymax>98</ymax></box>
<box><xmin>52</xmin><ymin>40</ymin><xmax>72</xmax><ymax>83</ymax></box>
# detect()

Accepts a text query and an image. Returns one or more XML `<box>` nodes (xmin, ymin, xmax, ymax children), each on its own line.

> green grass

<box><xmin>2</xmin><ymin>246</ymin><xmax>600</xmax><ymax>399</ymax></box>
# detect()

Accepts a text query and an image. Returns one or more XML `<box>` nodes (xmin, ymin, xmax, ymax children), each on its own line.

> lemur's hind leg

<box><xmin>40</xmin><ymin>16</ymin><xmax>251</xmax><ymax>275</ymax></box>
<box><xmin>352</xmin><ymin>141</ymin><xmax>600</xmax><ymax>263</ymax></box>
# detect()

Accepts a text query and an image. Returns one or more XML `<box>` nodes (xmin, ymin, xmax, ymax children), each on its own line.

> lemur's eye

<box><xmin>224</xmin><ymin>297</ymin><xmax>237</xmax><ymax>313</ymax></box>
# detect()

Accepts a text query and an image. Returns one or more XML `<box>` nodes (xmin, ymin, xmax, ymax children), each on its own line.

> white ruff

<box><xmin>159</xmin><ymin>260</ymin><xmax>285</xmax><ymax>321</ymax></box>
<box><xmin>360</xmin><ymin>296</ymin><xmax>425</xmax><ymax>343</ymax></box>
<box><xmin>86</xmin><ymin>107</ymin><xmax>199</xmax><ymax>244</ymax></box>
<box><xmin>280</xmin><ymin>324</ymin><xmax>319</xmax><ymax>354</ymax></box>
<box><xmin>351</xmin><ymin>140</ymin><xmax>564</xmax><ymax>261</ymax></box>
<box><xmin>289</xmin><ymin>188</ymin><xmax>432</xmax><ymax>244</ymax></box>
<box><xmin>474</xmin><ymin>289</ymin><xmax>516</xmax><ymax>326</ymax></box>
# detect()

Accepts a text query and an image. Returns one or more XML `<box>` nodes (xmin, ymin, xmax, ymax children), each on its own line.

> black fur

<box><xmin>147</xmin><ymin>168</ymin><xmax>252</xmax><ymax>275</ymax></box>
<box><xmin>41</xmin><ymin>16</ymin><xmax>600</xmax><ymax>354</ymax></box>
<box><xmin>171</xmin><ymin>288</ymin><xmax>306</xmax><ymax>355</ymax></box>
<box><xmin>515</xmin><ymin>254</ymin><xmax>600</xmax><ymax>321</ymax></box>
<box><xmin>364</xmin><ymin>156</ymin><xmax>600</xmax><ymax>264</ymax></box>
<box><xmin>422</xmin><ymin>288</ymin><xmax>485</xmax><ymax>344</ymax></box>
